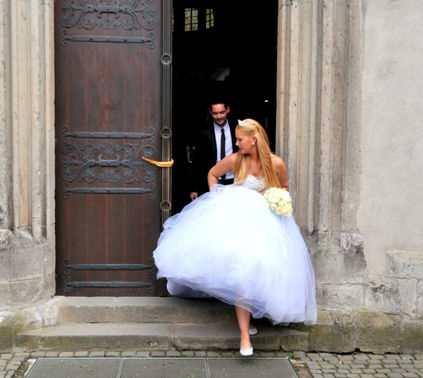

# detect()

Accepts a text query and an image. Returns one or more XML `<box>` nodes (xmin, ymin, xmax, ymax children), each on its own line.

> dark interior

<box><xmin>172</xmin><ymin>1</ymin><xmax>278</xmax><ymax>212</ymax></box>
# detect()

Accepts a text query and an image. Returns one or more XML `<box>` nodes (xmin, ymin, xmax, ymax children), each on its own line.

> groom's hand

<box><xmin>190</xmin><ymin>192</ymin><xmax>198</xmax><ymax>201</ymax></box>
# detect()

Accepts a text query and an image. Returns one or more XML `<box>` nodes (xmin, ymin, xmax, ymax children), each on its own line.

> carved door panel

<box><xmin>54</xmin><ymin>0</ymin><xmax>172</xmax><ymax>296</ymax></box>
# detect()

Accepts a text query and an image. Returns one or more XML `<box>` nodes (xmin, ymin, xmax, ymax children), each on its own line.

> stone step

<box><xmin>16</xmin><ymin>322</ymin><xmax>309</xmax><ymax>352</ymax></box>
<box><xmin>57</xmin><ymin>297</ymin><xmax>236</xmax><ymax>324</ymax></box>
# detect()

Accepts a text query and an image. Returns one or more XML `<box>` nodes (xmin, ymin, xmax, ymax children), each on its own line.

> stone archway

<box><xmin>0</xmin><ymin>0</ymin><xmax>366</xmax><ymax>307</ymax></box>
<box><xmin>1</xmin><ymin>0</ymin><xmax>365</xmax><ymax>304</ymax></box>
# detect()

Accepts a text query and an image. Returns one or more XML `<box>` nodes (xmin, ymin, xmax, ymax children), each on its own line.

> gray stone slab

<box><xmin>207</xmin><ymin>358</ymin><xmax>297</xmax><ymax>378</ymax></box>
<box><xmin>57</xmin><ymin>297</ymin><xmax>235</xmax><ymax>324</ymax></box>
<box><xmin>121</xmin><ymin>358</ymin><xmax>207</xmax><ymax>377</ymax></box>
<box><xmin>17</xmin><ymin>323</ymin><xmax>173</xmax><ymax>350</ymax></box>
<box><xmin>24</xmin><ymin>357</ymin><xmax>297</xmax><ymax>378</ymax></box>
<box><xmin>26</xmin><ymin>358</ymin><xmax>121</xmax><ymax>378</ymax></box>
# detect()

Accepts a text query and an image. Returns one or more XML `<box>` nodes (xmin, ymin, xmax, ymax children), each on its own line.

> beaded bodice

<box><xmin>237</xmin><ymin>174</ymin><xmax>267</xmax><ymax>192</ymax></box>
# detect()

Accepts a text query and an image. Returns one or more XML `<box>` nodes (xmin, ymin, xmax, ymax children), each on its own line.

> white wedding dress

<box><xmin>153</xmin><ymin>175</ymin><xmax>317</xmax><ymax>325</ymax></box>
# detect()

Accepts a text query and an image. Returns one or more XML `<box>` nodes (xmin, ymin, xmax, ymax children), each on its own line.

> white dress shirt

<box><xmin>214</xmin><ymin>121</ymin><xmax>234</xmax><ymax>180</ymax></box>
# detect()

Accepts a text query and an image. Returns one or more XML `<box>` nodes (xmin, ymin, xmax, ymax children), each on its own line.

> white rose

<box><xmin>282</xmin><ymin>203</ymin><xmax>292</xmax><ymax>215</ymax></box>
<box><xmin>280</xmin><ymin>190</ymin><xmax>292</xmax><ymax>202</ymax></box>
<box><xmin>268</xmin><ymin>192</ymin><xmax>281</xmax><ymax>203</ymax></box>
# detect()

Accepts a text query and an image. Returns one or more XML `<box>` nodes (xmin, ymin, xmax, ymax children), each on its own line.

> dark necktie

<box><xmin>220</xmin><ymin>128</ymin><xmax>226</xmax><ymax>161</ymax></box>
<box><xmin>220</xmin><ymin>128</ymin><xmax>226</xmax><ymax>180</ymax></box>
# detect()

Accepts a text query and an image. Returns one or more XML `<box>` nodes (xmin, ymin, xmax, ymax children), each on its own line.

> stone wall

<box><xmin>359</xmin><ymin>0</ymin><xmax>423</xmax><ymax>333</ymax></box>
<box><xmin>276</xmin><ymin>0</ymin><xmax>423</xmax><ymax>351</ymax></box>
<box><xmin>0</xmin><ymin>0</ymin><xmax>55</xmax><ymax>305</ymax></box>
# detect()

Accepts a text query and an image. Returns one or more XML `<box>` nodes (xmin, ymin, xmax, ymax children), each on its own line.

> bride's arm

<box><xmin>272</xmin><ymin>155</ymin><xmax>289</xmax><ymax>190</ymax></box>
<box><xmin>207</xmin><ymin>153</ymin><xmax>237</xmax><ymax>189</ymax></box>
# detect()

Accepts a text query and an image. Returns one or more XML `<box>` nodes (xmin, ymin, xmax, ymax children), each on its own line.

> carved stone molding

<box><xmin>276</xmin><ymin>0</ymin><xmax>362</xmax><ymax>247</ymax></box>
<box><xmin>0</xmin><ymin>0</ymin><xmax>56</xmax><ymax>304</ymax></box>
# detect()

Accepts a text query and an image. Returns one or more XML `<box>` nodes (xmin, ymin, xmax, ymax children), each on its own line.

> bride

<box><xmin>153</xmin><ymin>118</ymin><xmax>317</xmax><ymax>356</ymax></box>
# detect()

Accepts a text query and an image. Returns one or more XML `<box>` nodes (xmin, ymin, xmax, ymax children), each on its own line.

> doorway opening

<box><xmin>171</xmin><ymin>1</ymin><xmax>279</xmax><ymax>213</ymax></box>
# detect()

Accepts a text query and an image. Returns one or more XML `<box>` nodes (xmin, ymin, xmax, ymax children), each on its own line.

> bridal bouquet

<box><xmin>263</xmin><ymin>187</ymin><xmax>293</xmax><ymax>216</ymax></box>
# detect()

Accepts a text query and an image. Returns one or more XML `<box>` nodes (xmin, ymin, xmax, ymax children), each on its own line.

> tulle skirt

<box><xmin>153</xmin><ymin>184</ymin><xmax>317</xmax><ymax>325</ymax></box>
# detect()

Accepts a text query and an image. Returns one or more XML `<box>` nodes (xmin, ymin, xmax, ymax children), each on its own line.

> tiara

<box><xmin>238</xmin><ymin>119</ymin><xmax>257</xmax><ymax>127</ymax></box>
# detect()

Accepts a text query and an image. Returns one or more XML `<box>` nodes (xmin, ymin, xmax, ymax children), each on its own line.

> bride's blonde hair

<box><xmin>234</xmin><ymin>118</ymin><xmax>281</xmax><ymax>188</ymax></box>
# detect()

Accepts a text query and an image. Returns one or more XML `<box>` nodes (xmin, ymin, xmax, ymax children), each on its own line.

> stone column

<box><xmin>276</xmin><ymin>0</ymin><xmax>367</xmax><ymax>311</ymax></box>
<box><xmin>0</xmin><ymin>0</ymin><xmax>55</xmax><ymax>305</ymax></box>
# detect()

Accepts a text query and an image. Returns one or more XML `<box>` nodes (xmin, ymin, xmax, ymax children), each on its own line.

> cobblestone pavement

<box><xmin>1</xmin><ymin>350</ymin><xmax>423</xmax><ymax>377</ymax></box>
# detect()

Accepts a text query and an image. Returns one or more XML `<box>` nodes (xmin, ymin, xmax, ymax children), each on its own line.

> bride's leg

<box><xmin>235</xmin><ymin>305</ymin><xmax>252</xmax><ymax>350</ymax></box>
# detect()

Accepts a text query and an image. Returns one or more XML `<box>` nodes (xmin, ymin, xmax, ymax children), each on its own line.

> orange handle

<box><xmin>142</xmin><ymin>157</ymin><xmax>174</xmax><ymax>167</ymax></box>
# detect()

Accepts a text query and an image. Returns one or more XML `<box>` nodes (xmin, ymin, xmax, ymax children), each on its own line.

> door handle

<box><xmin>142</xmin><ymin>157</ymin><xmax>174</xmax><ymax>167</ymax></box>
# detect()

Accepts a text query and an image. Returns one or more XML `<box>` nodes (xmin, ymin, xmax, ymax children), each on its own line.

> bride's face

<box><xmin>235</xmin><ymin>130</ymin><xmax>255</xmax><ymax>154</ymax></box>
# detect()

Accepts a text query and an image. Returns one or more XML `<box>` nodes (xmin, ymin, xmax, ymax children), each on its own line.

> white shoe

<box><xmin>248</xmin><ymin>326</ymin><xmax>258</xmax><ymax>336</ymax></box>
<box><xmin>240</xmin><ymin>343</ymin><xmax>254</xmax><ymax>356</ymax></box>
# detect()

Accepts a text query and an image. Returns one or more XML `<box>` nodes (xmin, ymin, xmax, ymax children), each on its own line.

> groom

<box><xmin>189</xmin><ymin>99</ymin><xmax>238</xmax><ymax>200</ymax></box>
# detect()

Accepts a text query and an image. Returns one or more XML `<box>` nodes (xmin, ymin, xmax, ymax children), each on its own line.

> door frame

<box><xmin>160</xmin><ymin>0</ymin><xmax>173</xmax><ymax>224</ymax></box>
<box><xmin>50</xmin><ymin>0</ymin><xmax>286</xmax><ymax>296</ymax></box>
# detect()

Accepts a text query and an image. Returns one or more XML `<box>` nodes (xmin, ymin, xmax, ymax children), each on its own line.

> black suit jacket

<box><xmin>190</xmin><ymin>119</ymin><xmax>238</xmax><ymax>195</ymax></box>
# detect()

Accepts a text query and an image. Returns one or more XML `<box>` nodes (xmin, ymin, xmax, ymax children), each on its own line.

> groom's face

<box><xmin>210</xmin><ymin>104</ymin><xmax>230</xmax><ymax>127</ymax></box>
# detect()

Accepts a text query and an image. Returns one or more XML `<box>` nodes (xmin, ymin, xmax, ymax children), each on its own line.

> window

<box><xmin>206</xmin><ymin>8</ymin><xmax>214</xmax><ymax>29</ymax></box>
<box><xmin>184</xmin><ymin>8</ymin><xmax>198</xmax><ymax>31</ymax></box>
<box><xmin>184</xmin><ymin>8</ymin><xmax>214</xmax><ymax>32</ymax></box>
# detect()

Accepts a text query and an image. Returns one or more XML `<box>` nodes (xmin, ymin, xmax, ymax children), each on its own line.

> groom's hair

<box><xmin>210</xmin><ymin>96</ymin><xmax>229</xmax><ymax>108</ymax></box>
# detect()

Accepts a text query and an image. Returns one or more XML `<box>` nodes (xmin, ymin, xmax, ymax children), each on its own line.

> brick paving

<box><xmin>1</xmin><ymin>350</ymin><xmax>423</xmax><ymax>377</ymax></box>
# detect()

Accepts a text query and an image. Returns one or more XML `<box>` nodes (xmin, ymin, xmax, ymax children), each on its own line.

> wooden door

<box><xmin>54</xmin><ymin>0</ymin><xmax>172</xmax><ymax>296</ymax></box>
